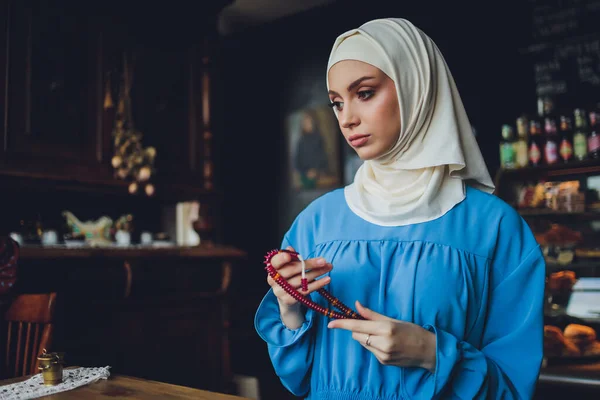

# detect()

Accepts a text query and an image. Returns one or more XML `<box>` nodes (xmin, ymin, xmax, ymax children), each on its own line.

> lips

<box><xmin>348</xmin><ymin>134</ymin><xmax>370</xmax><ymax>147</ymax></box>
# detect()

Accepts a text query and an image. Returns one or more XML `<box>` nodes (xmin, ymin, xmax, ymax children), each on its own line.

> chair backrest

<box><xmin>0</xmin><ymin>237</ymin><xmax>19</xmax><ymax>296</ymax></box>
<box><xmin>4</xmin><ymin>292</ymin><xmax>57</xmax><ymax>377</ymax></box>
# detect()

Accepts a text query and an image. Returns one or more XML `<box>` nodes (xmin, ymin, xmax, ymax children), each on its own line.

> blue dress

<box><xmin>255</xmin><ymin>186</ymin><xmax>545</xmax><ymax>400</ymax></box>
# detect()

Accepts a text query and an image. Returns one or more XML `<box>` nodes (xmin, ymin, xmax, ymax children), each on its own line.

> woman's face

<box><xmin>328</xmin><ymin>60</ymin><xmax>400</xmax><ymax>160</ymax></box>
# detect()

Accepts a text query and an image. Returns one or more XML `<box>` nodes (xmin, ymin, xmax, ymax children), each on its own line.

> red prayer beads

<box><xmin>264</xmin><ymin>249</ymin><xmax>363</xmax><ymax>320</ymax></box>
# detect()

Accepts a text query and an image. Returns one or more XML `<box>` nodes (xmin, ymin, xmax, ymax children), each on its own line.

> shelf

<box><xmin>546</xmin><ymin>260</ymin><xmax>600</xmax><ymax>270</ymax></box>
<box><xmin>19</xmin><ymin>244</ymin><xmax>247</xmax><ymax>260</ymax></box>
<box><xmin>519</xmin><ymin>210</ymin><xmax>600</xmax><ymax>219</ymax></box>
<box><xmin>496</xmin><ymin>158</ymin><xmax>600</xmax><ymax>182</ymax></box>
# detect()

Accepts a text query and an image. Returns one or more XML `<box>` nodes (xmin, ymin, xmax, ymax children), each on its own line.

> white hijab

<box><xmin>326</xmin><ymin>18</ymin><xmax>495</xmax><ymax>226</ymax></box>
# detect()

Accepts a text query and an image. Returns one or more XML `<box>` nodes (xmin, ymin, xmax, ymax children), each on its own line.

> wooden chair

<box><xmin>4</xmin><ymin>292</ymin><xmax>57</xmax><ymax>377</ymax></box>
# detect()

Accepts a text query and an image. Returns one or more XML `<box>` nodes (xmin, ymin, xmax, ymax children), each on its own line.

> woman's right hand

<box><xmin>267</xmin><ymin>246</ymin><xmax>333</xmax><ymax>307</ymax></box>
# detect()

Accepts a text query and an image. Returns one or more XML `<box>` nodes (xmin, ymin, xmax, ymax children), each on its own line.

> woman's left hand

<box><xmin>327</xmin><ymin>301</ymin><xmax>437</xmax><ymax>372</ymax></box>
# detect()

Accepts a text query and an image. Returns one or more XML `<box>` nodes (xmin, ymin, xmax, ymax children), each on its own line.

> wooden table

<box><xmin>0</xmin><ymin>370</ymin><xmax>251</xmax><ymax>399</ymax></box>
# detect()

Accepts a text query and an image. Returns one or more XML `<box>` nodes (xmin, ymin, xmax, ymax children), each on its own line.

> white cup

<box><xmin>42</xmin><ymin>230</ymin><xmax>58</xmax><ymax>246</ymax></box>
<box><xmin>115</xmin><ymin>230</ymin><xmax>131</xmax><ymax>246</ymax></box>
<box><xmin>140</xmin><ymin>231</ymin><xmax>152</xmax><ymax>245</ymax></box>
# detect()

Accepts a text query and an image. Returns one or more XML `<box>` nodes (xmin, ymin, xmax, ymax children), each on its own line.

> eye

<box><xmin>328</xmin><ymin>101</ymin><xmax>343</xmax><ymax>111</ymax></box>
<box><xmin>357</xmin><ymin>90</ymin><xmax>375</xmax><ymax>100</ymax></box>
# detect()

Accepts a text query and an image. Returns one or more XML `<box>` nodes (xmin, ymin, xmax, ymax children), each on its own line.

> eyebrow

<box><xmin>328</xmin><ymin>76</ymin><xmax>376</xmax><ymax>97</ymax></box>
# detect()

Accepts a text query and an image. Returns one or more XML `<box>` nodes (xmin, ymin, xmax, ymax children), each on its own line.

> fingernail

<box><xmin>316</xmin><ymin>258</ymin><xmax>326</xmax><ymax>266</ymax></box>
<box><xmin>327</xmin><ymin>322</ymin><xmax>333</xmax><ymax>328</ymax></box>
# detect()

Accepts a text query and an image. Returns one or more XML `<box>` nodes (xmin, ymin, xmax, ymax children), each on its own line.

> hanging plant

<box><xmin>107</xmin><ymin>52</ymin><xmax>157</xmax><ymax>196</ymax></box>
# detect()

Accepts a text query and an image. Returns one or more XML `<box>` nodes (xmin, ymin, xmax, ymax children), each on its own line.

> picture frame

<box><xmin>286</xmin><ymin>105</ymin><xmax>342</xmax><ymax>191</ymax></box>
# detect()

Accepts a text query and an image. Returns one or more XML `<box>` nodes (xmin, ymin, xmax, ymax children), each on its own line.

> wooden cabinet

<box><xmin>0</xmin><ymin>0</ymin><xmax>109</xmax><ymax>181</ymax></box>
<box><xmin>0</xmin><ymin>0</ymin><xmax>221</xmax><ymax>195</ymax></box>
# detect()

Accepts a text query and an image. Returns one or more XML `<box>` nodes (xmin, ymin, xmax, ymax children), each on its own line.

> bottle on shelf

<box><xmin>559</xmin><ymin>116</ymin><xmax>574</xmax><ymax>163</ymax></box>
<box><xmin>539</xmin><ymin>96</ymin><xmax>559</xmax><ymax>123</ymax></box>
<box><xmin>515</xmin><ymin>116</ymin><xmax>530</xmax><ymax>168</ymax></box>
<box><xmin>500</xmin><ymin>124</ymin><xmax>516</xmax><ymax>169</ymax></box>
<box><xmin>537</xmin><ymin>97</ymin><xmax>547</xmax><ymax>119</ymax></box>
<box><xmin>543</xmin><ymin>97</ymin><xmax>555</xmax><ymax>115</ymax></box>
<box><xmin>544</xmin><ymin>117</ymin><xmax>559</xmax><ymax>165</ymax></box>
<box><xmin>573</xmin><ymin>108</ymin><xmax>588</xmax><ymax>161</ymax></box>
<box><xmin>588</xmin><ymin>111</ymin><xmax>600</xmax><ymax>159</ymax></box>
<box><xmin>529</xmin><ymin>119</ymin><xmax>544</xmax><ymax>167</ymax></box>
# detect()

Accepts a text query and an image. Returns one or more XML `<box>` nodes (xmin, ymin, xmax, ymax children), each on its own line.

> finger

<box><xmin>327</xmin><ymin>319</ymin><xmax>382</xmax><ymax>334</ymax></box>
<box><xmin>302</xmin><ymin>276</ymin><xmax>331</xmax><ymax>294</ymax></box>
<box><xmin>286</xmin><ymin>267</ymin><xmax>332</xmax><ymax>287</ymax></box>
<box><xmin>270</xmin><ymin>246</ymin><xmax>298</xmax><ymax>268</ymax></box>
<box><xmin>268</xmin><ymin>275</ymin><xmax>292</xmax><ymax>300</ymax></box>
<box><xmin>356</xmin><ymin>301</ymin><xmax>395</xmax><ymax>322</ymax></box>
<box><xmin>353</xmin><ymin>331</ymin><xmax>372</xmax><ymax>346</ymax></box>
<box><xmin>270</xmin><ymin>251</ymin><xmax>293</xmax><ymax>269</ymax></box>
<box><xmin>274</xmin><ymin>262</ymin><xmax>299</xmax><ymax>279</ymax></box>
<box><xmin>269</xmin><ymin>273</ymin><xmax>331</xmax><ymax>301</ymax></box>
<box><xmin>290</xmin><ymin>256</ymin><xmax>331</xmax><ymax>277</ymax></box>
<box><xmin>271</xmin><ymin>281</ymin><xmax>298</xmax><ymax>304</ymax></box>
<box><xmin>271</xmin><ymin>251</ymin><xmax>328</xmax><ymax>273</ymax></box>
<box><xmin>280</xmin><ymin>253</ymin><xmax>328</xmax><ymax>270</ymax></box>
<box><xmin>351</xmin><ymin>332</ymin><xmax>389</xmax><ymax>354</ymax></box>
<box><xmin>268</xmin><ymin>261</ymin><xmax>330</xmax><ymax>288</ymax></box>
<box><xmin>304</xmin><ymin>257</ymin><xmax>329</xmax><ymax>270</ymax></box>
<box><xmin>278</xmin><ymin>261</ymin><xmax>332</xmax><ymax>280</ymax></box>
<box><xmin>267</xmin><ymin>274</ymin><xmax>293</xmax><ymax>290</ymax></box>
<box><xmin>271</xmin><ymin>284</ymin><xmax>284</xmax><ymax>297</ymax></box>
<box><xmin>359</xmin><ymin>341</ymin><xmax>393</xmax><ymax>364</ymax></box>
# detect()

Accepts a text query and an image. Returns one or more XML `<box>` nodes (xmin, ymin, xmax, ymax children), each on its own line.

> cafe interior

<box><xmin>1</xmin><ymin>0</ymin><xmax>600</xmax><ymax>399</ymax></box>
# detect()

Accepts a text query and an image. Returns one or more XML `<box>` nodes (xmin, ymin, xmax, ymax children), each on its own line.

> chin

<box><xmin>354</xmin><ymin>147</ymin><xmax>383</xmax><ymax>161</ymax></box>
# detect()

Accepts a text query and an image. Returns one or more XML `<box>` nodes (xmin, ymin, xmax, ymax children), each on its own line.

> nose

<box><xmin>340</xmin><ymin>104</ymin><xmax>360</xmax><ymax>130</ymax></box>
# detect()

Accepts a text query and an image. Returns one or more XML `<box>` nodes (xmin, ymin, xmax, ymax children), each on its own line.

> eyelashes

<box><xmin>357</xmin><ymin>90</ymin><xmax>374</xmax><ymax>100</ymax></box>
<box><xmin>329</xmin><ymin>90</ymin><xmax>375</xmax><ymax>111</ymax></box>
<box><xmin>328</xmin><ymin>101</ymin><xmax>342</xmax><ymax>109</ymax></box>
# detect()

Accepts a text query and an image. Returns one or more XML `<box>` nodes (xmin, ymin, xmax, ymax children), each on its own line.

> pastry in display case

<box><xmin>544</xmin><ymin>318</ymin><xmax>600</xmax><ymax>365</ymax></box>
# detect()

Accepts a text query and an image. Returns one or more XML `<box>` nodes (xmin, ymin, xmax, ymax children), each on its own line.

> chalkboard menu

<box><xmin>521</xmin><ymin>0</ymin><xmax>600</xmax><ymax>110</ymax></box>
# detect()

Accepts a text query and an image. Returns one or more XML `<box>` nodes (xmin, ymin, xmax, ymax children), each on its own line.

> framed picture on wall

<box><xmin>286</xmin><ymin>105</ymin><xmax>342</xmax><ymax>191</ymax></box>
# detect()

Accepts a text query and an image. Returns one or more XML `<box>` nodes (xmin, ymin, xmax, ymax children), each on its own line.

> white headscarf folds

<box><xmin>327</xmin><ymin>18</ymin><xmax>494</xmax><ymax>226</ymax></box>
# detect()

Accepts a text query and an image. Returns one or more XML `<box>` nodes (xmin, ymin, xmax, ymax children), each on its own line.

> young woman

<box><xmin>255</xmin><ymin>18</ymin><xmax>544</xmax><ymax>400</ymax></box>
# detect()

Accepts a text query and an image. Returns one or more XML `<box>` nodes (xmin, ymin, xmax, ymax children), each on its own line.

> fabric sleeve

<box><xmin>424</xmin><ymin>245</ymin><xmax>545</xmax><ymax>399</ymax></box>
<box><xmin>254</xmin><ymin>234</ymin><xmax>316</xmax><ymax>397</ymax></box>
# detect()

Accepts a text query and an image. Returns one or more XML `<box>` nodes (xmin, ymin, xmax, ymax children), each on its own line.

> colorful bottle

<box><xmin>559</xmin><ymin>116</ymin><xmax>574</xmax><ymax>163</ymax></box>
<box><xmin>529</xmin><ymin>120</ymin><xmax>544</xmax><ymax>167</ymax></box>
<box><xmin>588</xmin><ymin>111</ymin><xmax>600</xmax><ymax>159</ymax></box>
<box><xmin>573</xmin><ymin>109</ymin><xmax>588</xmax><ymax>161</ymax></box>
<box><xmin>500</xmin><ymin>124</ymin><xmax>515</xmax><ymax>169</ymax></box>
<box><xmin>544</xmin><ymin>117</ymin><xmax>559</xmax><ymax>165</ymax></box>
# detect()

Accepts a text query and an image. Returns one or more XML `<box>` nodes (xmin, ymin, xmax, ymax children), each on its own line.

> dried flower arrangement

<box><xmin>105</xmin><ymin>53</ymin><xmax>157</xmax><ymax>196</ymax></box>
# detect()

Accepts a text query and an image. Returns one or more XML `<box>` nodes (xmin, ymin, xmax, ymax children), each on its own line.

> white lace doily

<box><xmin>0</xmin><ymin>366</ymin><xmax>111</xmax><ymax>400</ymax></box>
